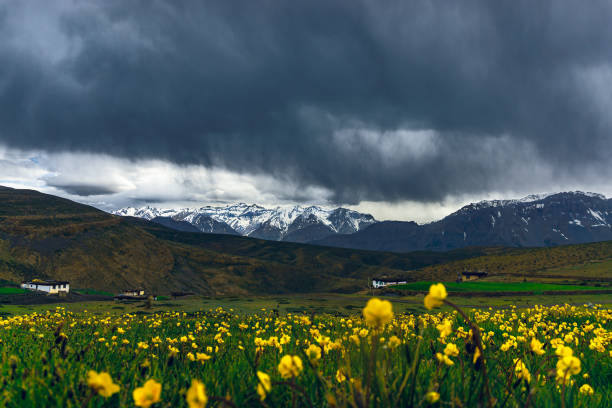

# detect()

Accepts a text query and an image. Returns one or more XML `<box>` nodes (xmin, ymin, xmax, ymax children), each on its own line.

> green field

<box><xmin>0</xmin><ymin>295</ymin><xmax>608</xmax><ymax>407</ymax></box>
<box><xmin>72</xmin><ymin>288</ymin><xmax>114</xmax><ymax>297</ymax></box>
<box><xmin>0</xmin><ymin>287</ymin><xmax>28</xmax><ymax>294</ymax></box>
<box><xmin>393</xmin><ymin>281</ymin><xmax>604</xmax><ymax>292</ymax></box>
<box><xmin>0</xmin><ymin>291</ymin><xmax>611</xmax><ymax>318</ymax></box>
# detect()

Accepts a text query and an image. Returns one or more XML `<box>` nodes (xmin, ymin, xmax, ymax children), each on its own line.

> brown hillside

<box><xmin>0</xmin><ymin>187</ymin><xmax>486</xmax><ymax>295</ymax></box>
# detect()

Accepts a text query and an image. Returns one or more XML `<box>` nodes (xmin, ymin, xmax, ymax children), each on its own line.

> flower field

<box><xmin>0</xmin><ymin>285</ymin><xmax>610</xmax><ymax>407</ymax></box>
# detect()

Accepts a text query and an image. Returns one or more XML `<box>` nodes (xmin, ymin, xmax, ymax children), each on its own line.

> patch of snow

<box><xmin>112</xmin><ymin>203</ymin><xmax>377</xmax><ymax>238</ymax></box>
<box><xmin>569</xmin><ymin>219</ymin><xmax>584</xmax><ymax>227</ymax></box>
<box><xmin>587</xmin><ymin>208</ymin><xmax>610</xmax><ymax>227</ymax></box>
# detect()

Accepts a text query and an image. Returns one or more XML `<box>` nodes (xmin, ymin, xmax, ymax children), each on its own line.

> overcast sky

<box><xmin>2</xmin><ymin>1</ymin><xmax>612</xmax><ymax>222</ymax></box>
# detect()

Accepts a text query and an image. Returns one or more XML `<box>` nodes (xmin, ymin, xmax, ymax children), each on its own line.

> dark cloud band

<box><xmin>1</xmin><ymin>1</ymin><xmax>612</xmax><ymax>203</ymax></box>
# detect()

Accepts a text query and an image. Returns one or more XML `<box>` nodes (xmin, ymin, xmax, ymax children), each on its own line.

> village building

<box><xmin>21</xmin><ymin>279</ymin><xmax>70</xmax><ymax>294</ymax></box>
<box><xmin>120</xmin><ymin>289</ymin><xmax>145</xmax><ymax>297</ymax></box>
<box><xmin>372</xmin><ymin>278</ymin><xmax>408</xmax><ymax>289</ymax></box>
<box><xmin>457</xmin><ymin>270</ymin><xmax>489</xmax><ymax>282</ymax></box>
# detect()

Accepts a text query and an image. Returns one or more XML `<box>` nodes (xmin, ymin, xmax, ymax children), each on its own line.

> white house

<box><xmin>120</xmin><ymin>289</ymin><xmax>145</xmax><ymax>297</ymax></box>
<box><xmin>21</xmin><ymin>279</ymin><xmax>70</xmax><ymax>294</ymax></box>
<box><xmin>372</xmin><ymin>278</ymin><xmax>408</xmax><ymax>289</ymax></box>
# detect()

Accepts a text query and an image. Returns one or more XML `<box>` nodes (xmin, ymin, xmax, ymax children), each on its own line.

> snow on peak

<box><xmin>112</xmin><ymin>203</ymin><xmax>377</xmax><ymax>238</ymax></box>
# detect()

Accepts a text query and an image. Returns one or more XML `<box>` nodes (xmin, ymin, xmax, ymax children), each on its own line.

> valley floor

<box><xmin>1</xmin><ymin>291</ymin><xmax>611</xmax><ymax>316</ymax></box>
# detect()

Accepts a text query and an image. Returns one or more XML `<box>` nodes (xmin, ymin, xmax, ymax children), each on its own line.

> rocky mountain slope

<box><xmin>113</xmin><ymin>204</ymin><xmax>376</xmax><ymax>242</ymax></box>
<box><xmin>0</xmin><ymin>186</ymin><xmax>479</xmax><ymax>294</ymax></box>
<box><xmin>314</xmin><ymin>192</ymin><xmax>612</xmax><ymax>252</ymax></box>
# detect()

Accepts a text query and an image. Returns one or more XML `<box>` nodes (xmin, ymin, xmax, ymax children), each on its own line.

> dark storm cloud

<box><xmin>1</xmin><ymin>0</ymin><xmax>612</xmax><ymax>203</ymax></box>
<box><xmin>46</xmin><ymin>183</ymin><xmax>118</xmax><ymax>197</ymax></box>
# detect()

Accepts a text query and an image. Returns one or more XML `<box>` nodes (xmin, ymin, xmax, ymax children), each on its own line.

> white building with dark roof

<box><xmin>372</xmin><ymin>278</ymin><xmax>407</xmax><ymax>289</ymax></box>
<box><xmin>21</xmin><ymin>279</ymin><xmax>70</xmax><ymax>294</ymax></box>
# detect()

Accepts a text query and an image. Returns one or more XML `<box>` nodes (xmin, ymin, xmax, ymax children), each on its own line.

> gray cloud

<box><xmin>1</xmin><ymin>1</ymin><xmax>612</xmax><ymax>204</ymax></box>
<box><xmin>47</xmin><ymin>183</ymin><xmax>118</xmax><ymax>196</ymax></box>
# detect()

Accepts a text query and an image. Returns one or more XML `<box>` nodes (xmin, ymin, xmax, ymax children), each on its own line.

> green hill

<box><xmin>0</xmin><ymin>187</ymin><xmax>487</xmax><ymax>295</ymax></box>
<box><xmin>417</xmin><ymin>242</ymin><xmax>612</xmax><ymax>283</ymax></box>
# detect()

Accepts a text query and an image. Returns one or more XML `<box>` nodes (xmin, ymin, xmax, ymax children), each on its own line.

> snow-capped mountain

<box><xmin>112</xmin><ymin>203</ymin><xmax>377</xmax><ymax>242</ymax></box>
<box><xmin>314</xmin><ymin>191</ymin><xmax>612</xmax><ymax>252</ymax></box>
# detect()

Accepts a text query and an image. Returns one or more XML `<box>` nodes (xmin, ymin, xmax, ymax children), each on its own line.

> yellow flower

<box><xmin>513</xmin><ymin>359</ymin><xmax>531</xmax><ymax>383</ymax></box>
<box><xmin>424</xmin><ymin>283</ymin><xmax>447</xmax><ymax>310</ymax></box>
<box><xmin>557</xmin><ymin>355</ymin><xmax>581</xmax><ymax>375</ymax></box>
<box><xmin>425</xmin><ymin>391</ymin><xmax>440</xmax><ymax>403</ymax></box>
<box><xmin>186</xmin><ymin>379</ymin><xmax>207</xmax><ymax>408</ymax></box>
<box><xmin>256</xmin><ymin>371</ymin><xmax>271</xmax><ymax>401</ymax></box>
<box><xmin>133</xmin><ymin>379</ymin><xmax>162</xmax><ymax>408</ymax></box>
<box><xmin>304</xmin><ymin>344</ymin><xmax>322</xmax><ymax>364</ymax></box>
<box><xmin>336</xmin><ymin>369</ymin><xmax>346</xmax><ymax>383</ymax></box>
<box><xmin>530</xmin><ymin>338</ymin><xmax>545</xmax><ymax>355</ymax></box>
<box><xmin>387</xmin><ymin>335</ymin><xmax>401</xmax><ymax>349</ymax></box>
<box><xmin>87</xmin><ymin>370</ymin><xmax>120</xmax><ymax>397</ymax></box>
<box><xmin>436</xmin><ymin>320</ymin><xmax>452</xmax><ymax>338</ymax></box>
<box><xmin>362</xmin><ymin>298</ymin><xmax>393</xmax><ymax>329</ymax></box>
<box><xmin>443</xmin><ymin>343</ymin><xmax>459</xmax><ymax>357</ymax></box>
<box><xmin>196</xmin><ymin>353</ymin><xmax>211</xmax><ymax>363</ymax></box>
<box><xmin>579</xmin><ymin>384</ymin><xmax>594</xmax><ymax>395</ymax></box>
<box><xmin>277</xmin><ymin>355</ymin><xmax>303</xmax><ymax>379</ymax></box>
<box><xmin>473</xmin><ymin>347</ymin><xmax>481</xmax><ymax>364</ymax></box>
<box><xmin>555</xmin><ymin>345</ymin><xmax>574</xmax><ymax>358</ymax></box>
<box><xmin>436</xmin><ymin>352</ymin><xmax>454</xmax><ymax>366</ymax></box>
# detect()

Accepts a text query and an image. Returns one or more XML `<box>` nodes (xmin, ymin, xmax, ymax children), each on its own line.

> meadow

<box><xmin>392</xmin><ymin>281</ymin><xmax>603</xmax><ymax>293</ymax></box>
<box><xmin>0</xmin><ymin>285</ymin><xmax>609</xmax><ymax>407</ymax></box>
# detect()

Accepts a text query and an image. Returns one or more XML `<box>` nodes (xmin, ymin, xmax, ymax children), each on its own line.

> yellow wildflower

<box><xmin>196</xmin><ymin>353</ymin><xmax>211</xmax><ymax>363</ymax></box>
<box><xmin>305</xmin><ymin>344</ymin><xmax>322</xmax><ymax>364</ymax></box>
<box><xmin>362</xmin><ymin>298</ymin><xmax>393</xmax><ymax>329</ymax></box>
<box><xmin>424</xmin><ymin>283</ymin><xmax>447</xmax><ymax>310</ymax></box>
<box><xmin>579</xmin><ymin>384</ymin><xmax>594</xmax><ymax>395</ymax></box>
<box><xmin>388</xmin><ymin>335</ymin><xmax>401</xmax><ymax>349</ymax></box>
<box><xmin>278</xmin><ymin>355</ymin><xmax>303</xmax><ymax>379</ymax></box>
<box><xmin>530</xmin><ymin>338</ymin><xmax>545</xmax><ymax>355</ymax></box>
<box><xmin>256</xmin><ymin>371</ymin><xmax>271</xmax><ymax>401</ymax></box>
<box><xmin>436</xmin><ymin>320</ymin><xmax>452</xmax><ymax>338</ymax></box>
<box><xmin>87</xmin><ymin>370</ymin><xmax>120</xmax><ymax>397</ymax></box>
<box><xmin>133</xmin><ymin>379</ymin><xmax>162</xmax><ymax>408</ymax></box>
<box><xmin>513</xmin><ymin>359</ymin><xmax>531</xmax><ymax>383</ymax></box>
<box><xmin>425</xmin><ymin>391</ymin><xmax>440</xmax><ymax>403</ymax></box>
<box><xmin>436</xmin><ymin>352</ymin><xmax>454</xmax><ymax>366</ymax></box>
<box><xmin>186</xmin><ymin>379</ymin><xmax>207</xmax><ymax>408</ymax></box>
<box><xmin>443</xmin><ymin>343</ymin><xmax>459</xmax><ymax>357</ymax></box>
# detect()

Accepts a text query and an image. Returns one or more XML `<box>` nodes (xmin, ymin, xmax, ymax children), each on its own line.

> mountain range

<box><xmin>113</xmin><ymin>204</ymin><xmax>377</xmax><ymax>243</ymax></box>
<box><xmin>314</xmin><ymin>191</ymin><xmax>612</xmax><ymax>252</ymax></box>
<box><xmin>0</xmin><ymin>186</ymin><xmax>479</xmax><ymax>294</ymax></box>
<box><xmin>115</xmin><ymin>191</ymin><xmax>612</xmax><ymax>253</ymax></box>
<box><xmin>1</xmin><ymin>186</ymin><xmax>611</xmax><ymax>294</ymax></box>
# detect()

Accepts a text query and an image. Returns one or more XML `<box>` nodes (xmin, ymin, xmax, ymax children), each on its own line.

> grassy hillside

<box><xmin>0</xmin><ymin>187</ymin><xmax>487</xmax><ymax>295</ymax></box>
<box><xmin>418</xmin><ymin>241</ymin><xmax>612</xmax><ymax>283</ymax></box>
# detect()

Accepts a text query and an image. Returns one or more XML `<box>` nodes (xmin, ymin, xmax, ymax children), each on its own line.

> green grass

<box><xmin>0</xmin><ymin>300</ymin><xmax>608</xmax><ymax>407</ymax></box>
<box><xmin>72</xmin><ymin>288</ymin><xmax>114</xmax><ymax>297</ymax></box>
<box><xmin>0</xmin><ymin>287</ymin><xmax>28</xmax><ymax>294</ymax></box>
<box><xmin>0</xmin><ymin>290</ymin><xmax>610</xmax><ymax>317</ymax></box>
<box><xmin>393</xmin><ymin>281</ymin><xmax>604</xmax><ymax>292</ymax></box>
